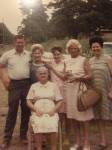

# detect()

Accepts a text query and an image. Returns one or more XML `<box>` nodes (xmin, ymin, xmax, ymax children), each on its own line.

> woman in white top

<box><xmin>27</xmin><ymin>66</ymin><xmax>63</xmax><ymax>150</ymax></box>
<box><xmin>50</xmin><ymin>46</ymin><xmax>69</xmax><ymax>144</ymax></box>
<box><xmin>47</xmin><ymin>39</ymin><xmax>94</xmax><ymax>150</ymax></box>
<box><xmin>65</xmin><ymin>39</ymin><xmax>94</xmax><ymax>150</ymax></box>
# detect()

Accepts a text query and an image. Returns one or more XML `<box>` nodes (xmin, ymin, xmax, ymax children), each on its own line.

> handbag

<box><xmin>77</xmin><ymin>82</ymin><xmax>101</xmax><ymax>111</ymax></box>
<box><xmin>108</xmin><ymin>87</ymin><xmax>112</xmax><ymax>100</ymax></box>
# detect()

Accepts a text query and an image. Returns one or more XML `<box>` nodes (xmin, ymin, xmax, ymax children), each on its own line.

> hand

<box><xmin>75</xmin><ymin>74</ymin><xmax>88</xmax><ymax>82</ymax></box>
<box><xmin>67</xmin><ymin>77</ymin><xmax>76</xmax><ymax>83</ymax></box>
<box><xmin>47</xmin><ymin>109</ymin><xmax>56</xmax><ymax>116</ymax></box>
<box><xmin>64</xmin><ymin>71</ymin><xmax>73</xmax><ymax>80</ymax></box>
<box><xmin>44</xmin><ymin>62</ymin><xmax>53</xmax><ymax>70</ymax></box>
<box><xmin>2</xmin><ymin>78</ymin><xmax>10</xmax><ymax>90</ymax></box>
<box><xmin>35</xmin><ymin>109</ymin><xmax>43</xmax><ymax>117</ymax></box>
<box><xmin>77</xmin><ymin>75</ymin><xmax>90</xmax><ymax>81</ymax></box>
<box><xmin>1</xmin><ymin>71</ymin><xmax>10</xmax><ymax>90</ymax></box>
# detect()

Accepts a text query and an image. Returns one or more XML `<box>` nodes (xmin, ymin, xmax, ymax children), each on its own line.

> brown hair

<box><xmin>14</xmin><ymin>35</ymin><xmax>24</xmax><ymax>41</ymax></box>
<box><xmin>51</xmin><ymin>46</ymin><xmax>63</xmax><ymax>54</ymax></box>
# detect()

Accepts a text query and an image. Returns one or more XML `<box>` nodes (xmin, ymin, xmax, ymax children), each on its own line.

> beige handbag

<box><xmin>77</xmin><ymin>82</ymin><xmax>101</xmax><ymax>111</ymax></box>
<box><xmin>108</xmin><ymin>87</ymin><xmax>112</xmax><ymax>100</ymax></box>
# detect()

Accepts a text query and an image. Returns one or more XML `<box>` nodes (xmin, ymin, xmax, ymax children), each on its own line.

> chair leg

<box><xmin>27</xmin><ymin>123</ymin><xmax>35</xmax><ymax>150</ymax></box>
<box><xmin>59</xmin><ymin>121</ymin><xmax>63</xmax><ymax>150</ymax></box>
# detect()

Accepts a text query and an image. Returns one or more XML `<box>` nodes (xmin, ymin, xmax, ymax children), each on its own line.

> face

<box><xmin>15</xmin><ymin>38</ymin><xmax>25</xmax><ymax>53</ymax></box>
<box><xmin>37</xmin><ymin>70</ymin><xmax>48</xmax><ymax>83</ymax></box>
<box><xmin>68</xmin><ymin>44</ymin><xmax>80</xmax><ymax>58</ymax></box>
<box><xmin>32</xmin><ymin>49</ymin><xmax>42</xmax><ymax>62</ymax></box>
<box><xmin>91</xmin><ymin>42</ymin><xmax>102</xmax><ymax>57</ymax></box>
<box><xmin>53</xmin><ymin>50</ymin><xmax>62</xmax><ymax>62</ymax></box>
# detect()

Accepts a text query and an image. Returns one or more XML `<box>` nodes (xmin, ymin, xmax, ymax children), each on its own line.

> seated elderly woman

<box><xmin>27</xmin><ymin>66</ymin><xmax>63</xmax><ymax>150</ymax></box>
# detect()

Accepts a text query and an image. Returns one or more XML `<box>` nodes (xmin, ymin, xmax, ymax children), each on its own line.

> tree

<box><xmin>75</xmin><ymin>0</ymin><xmax>112</xmax><ymax>33</ymax></box>
<box><xmin>0</xmin><ymin>23</ymin><xmax>13</xmax><ymax>44</ymax></box>
<box><xmin>19</xmin><ymin>0</ymin><xmax>49</xmax><ymax>42</ymax></box>
<box><xmin>48</xmin><ymin>0</ymin><xmax>112</xmax><ymax>37</ymax></box>
<box><xmin>48</xmin><ymin>0</ymin><xmax>81</xmax><ymax>38</ymax></box>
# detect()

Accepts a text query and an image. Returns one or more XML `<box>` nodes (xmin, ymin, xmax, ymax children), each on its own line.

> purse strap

<box><xmin>78</xmin><ymin>82</ymin><xmax>86</xmax><ymax>93</ymax></box>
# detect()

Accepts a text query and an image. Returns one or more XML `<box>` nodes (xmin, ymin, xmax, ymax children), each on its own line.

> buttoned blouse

<box><xmin>27</xmin><ymin>81</ymin><xmax>63</xmax><ymax>102</ymax></box>
<box><xmin>65</xmin><ymin>56</ymin><xmax>86</xmax><ymax>78</ymax></box>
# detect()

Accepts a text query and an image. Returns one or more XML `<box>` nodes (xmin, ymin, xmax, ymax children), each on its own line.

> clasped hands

<box><xmin>64</xmin><ymin>72</ymin><xmax>89</xmax><ymax>83</ymax></box>
<box><xmin>34</xmin><ymin>108</ymin><xmax>56</xmax><ymax>117</ymax></box>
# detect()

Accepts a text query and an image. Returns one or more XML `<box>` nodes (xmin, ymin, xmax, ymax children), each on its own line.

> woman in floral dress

<box><xmin>89</xmin><ymin>36</ymin><xmax>112</xmax><ymax>150</ymax></box>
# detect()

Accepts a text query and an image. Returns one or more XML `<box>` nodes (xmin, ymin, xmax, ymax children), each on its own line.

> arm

<box><xmin>55</xmin><ymin>100</ymin><xmax>63</xmax><ymax>112</ymax></box>
<box><xmin>75</xmin><ymin>59</ymin><xmax>92</xmax><ymax>82</ymax></box>
<box><xmin>27</xmin><ymin>85</ymin><xmax>43</xmax><ymax>116</ymax></box>
<box><xmin>106</xmin><ymin>57</ymin><xmax>112</xmax><ymax>75</ymax></box>
<box><xmin>27</xmin><ymin>99</ymin><xmax>43</xmax><ymax>116</ymax></box>
<box><xmin>83</xmin><ymin>59</ymin><xmax>92</xmax><ymax>80</ymax></box>
<box><xmin>0</xmin><ymin>64</ymin><xmax>10</xmax><ymax>90</ymax></box>
<box><xmin>48</xmin><ymin>100</ymin><xmax>63</xmax><ymax>116</ymax></box>
<box><xmin>27</xmin><ymin>99</ymin><xmax>35</xmax><ymax>112</ymax></box>
<box><xmin>44</xmin><ymin>62</ymin><xmax>66</xmax><ymax>81</ymax></box>
<box><xmin>48</xmin><ymin>83</ymin><xmax>63</xmax><ymax>116</ymax></box>
<box><xmin>68</xmin><ymin>59</ymin><xmax>92</xmax><ymax>83</ymax></box>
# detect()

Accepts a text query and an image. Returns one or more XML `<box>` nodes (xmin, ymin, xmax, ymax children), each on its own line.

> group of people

<box><xmin>0</xmin><ymin>35</ymin><xmax>112</xmax><ymax>150</ymax></box>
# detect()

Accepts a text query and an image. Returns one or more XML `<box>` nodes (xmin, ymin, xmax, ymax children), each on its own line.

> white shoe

<box><xmin>70</xmin><ymin>148</ymin><xmax>75</xmax><ymax>150</ymax></box>
<box><xmin>83</xmin><ymin>146</ymin><xmax>91</xmax><ymax>150</ymax></box>
<box><xmin>70</xmin><ymin>144</ymin><xmax>79</xmax><ymax>150</ymax></box>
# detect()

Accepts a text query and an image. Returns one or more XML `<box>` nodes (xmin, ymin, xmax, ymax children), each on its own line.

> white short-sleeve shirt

<box><xmin>0</xmin><ymin>49</ymin><xmax>31</xmax><ymax>79</ymax></box>
<box><xmin>27</xmin><ymin>81</ymin><xmax>63</xmax><ymax>102</ymax></box>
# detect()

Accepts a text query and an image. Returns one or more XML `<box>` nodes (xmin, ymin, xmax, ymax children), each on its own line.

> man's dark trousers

<box><xmin>4</xmin><ymin>79</ymin><xmax>31</xmax><ymax>143</ymax></box>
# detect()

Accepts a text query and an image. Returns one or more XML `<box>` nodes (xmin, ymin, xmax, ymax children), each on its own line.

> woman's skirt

<box><xmin>30</xmin><ymin>99</ymin><xmax>59</xmax><ymax>133</ymax></box>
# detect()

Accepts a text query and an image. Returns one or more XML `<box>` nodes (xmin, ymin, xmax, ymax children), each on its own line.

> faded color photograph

<box><xmin>0</xmin><ymin>0</ymin><xmax>112</xmax><ymax>150</ymax></box>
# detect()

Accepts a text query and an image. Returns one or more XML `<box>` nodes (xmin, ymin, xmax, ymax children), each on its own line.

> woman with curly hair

<box><xmin>89</xmin><ymin>36</ymin><xmax>112</xmax><ymax>150</ymax></box>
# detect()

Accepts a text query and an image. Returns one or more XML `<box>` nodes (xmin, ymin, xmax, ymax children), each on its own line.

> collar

<box><xmin>38</xmin><ymin>81</ymin><xmax>50</xmax><ymax>88</ymax></box>
<box><xmin>14</xmin><ymin>49</ymin><xmax>27</xmax><ymax>55</ymax></box>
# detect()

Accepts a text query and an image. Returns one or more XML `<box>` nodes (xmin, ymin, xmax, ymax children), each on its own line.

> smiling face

<box><xmin>37</xmin><ymin>68</ymin><xmax>49</xmax><ymax>83</ymax></box>
<box><xmin>32</xmin><ymin>49</ymin><xmax>42</xmax><ymax>63</ymax></box>
<box><xmin>15</xmin><ymin>38</ymin><xmax>25</xmax><ymax>53</ymax></box>
<box><xmin>68</xmin><ymin>44</ymin><xmax>80</xmax><ymax>58</ymax></box>
<box><xmin>91</xmin><ymin>42</ymin><xmax>103</xmax><ymax>57</ymax></box>
<box><xmin>53</xmin><ymin>50</ymin><xmax>62</xmax><ymax>63</ymax></box>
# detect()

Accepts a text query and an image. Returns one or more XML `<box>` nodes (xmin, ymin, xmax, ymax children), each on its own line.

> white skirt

<box><xmin>30</xmin><ymin>99</ymin><xmax>59</xmax><ymax>133</ymax></box>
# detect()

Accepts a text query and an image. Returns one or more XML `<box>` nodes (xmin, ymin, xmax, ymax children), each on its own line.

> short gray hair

<box><xmin>36</xmin><ymin>66</ymin><xmax>48</xmax><ymax>75</ymax></box>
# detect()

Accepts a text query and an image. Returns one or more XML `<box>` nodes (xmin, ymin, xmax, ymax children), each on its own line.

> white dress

<box><xmin>27</xmin><ymin>81</ymin><xmax>63</xmax><ymax>133</ymax></box>
<box><xmin>50</xmin><ymin>60</ymin><xmax>66</xmax><ymax>113</ymax></box>
<box><xmin>65</xmin><ymin>56</ymin><xmax>94</xmax><ymax>121</ymax></box>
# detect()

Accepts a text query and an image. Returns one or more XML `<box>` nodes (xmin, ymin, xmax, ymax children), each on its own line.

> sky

<box><xmin>0</xmin><ymin>0</ymin><xmax>50</xmax><ymax>34</ymax></box>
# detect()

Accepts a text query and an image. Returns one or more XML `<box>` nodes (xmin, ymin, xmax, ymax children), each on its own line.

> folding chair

<box><xmin>27</xmin><ymin>122</ymin><xmax>36</xmax><ymax>150</ymax></box>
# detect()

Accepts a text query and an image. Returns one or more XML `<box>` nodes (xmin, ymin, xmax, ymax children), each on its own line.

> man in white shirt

<box><xmin>0</xmin><ymin>35</ymin><xmax>31</xmax><ymax>149</ymax></box>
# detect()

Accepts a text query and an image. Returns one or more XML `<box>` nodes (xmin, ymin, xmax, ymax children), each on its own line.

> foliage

<box><xmin>0</xmin><ymin>23</ymin><xmax>13</xmax><ymax>44</ymax></box>
<box><xmin>18</xmin><ymin>0</ymin><xmax>112</xmax><ymax>41</ymax></box>
<box><xmin>18</xmin><ymin>0</ymin><xmax>49</xmax><ymax>42</ymax></box>
<box><xmin>48</xmin><ymin>0</ymin><xmax>112</xmax><ymax>38</ymax></box>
